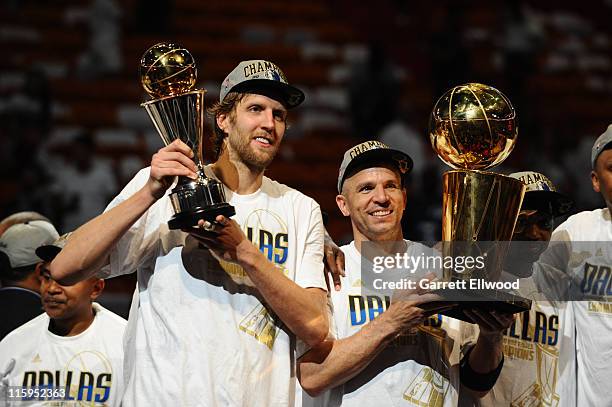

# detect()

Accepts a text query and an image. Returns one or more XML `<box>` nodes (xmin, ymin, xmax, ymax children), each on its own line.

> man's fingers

<box><xmin>323</xmin><ymin>249</ymin><xmax>342</xmax><ymax>291</ymax></box>
<box><xmin>332</xmin><ymin>270</ymin><xmax>341</xmax><ymax>291</ymax></box>
<box><xmin>335</xmin><ymin>250</ymin><xmax>346</xmax><ymax>277</ymax></box>
<box><xmin>155</xmin><ymin>151</ymin><xmax>198</xmax><ymax>172</ymax></box>
<box><xmin>215</xmin><ymin>215</ymin><xmax>230</xmax><ymax>226</ymax></box>
<box><xmin>166</xmin><ymin>139</ymin><xmax>195</xmax><ymax>158</ymax></box>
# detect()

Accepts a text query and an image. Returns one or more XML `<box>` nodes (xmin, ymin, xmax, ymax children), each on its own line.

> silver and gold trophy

<box><xmin>429</xmin><ymin>83</ymin><xmax>531</xmax><ymax>321</ymax></box>
<box><xmin>139</xmin><ymin>43</ymin><xmax>235</xmax><ymax>229</ymax></box>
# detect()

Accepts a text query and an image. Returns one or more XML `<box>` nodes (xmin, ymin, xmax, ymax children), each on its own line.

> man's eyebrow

<box><xmin>355</xmin><ymin>181</ymin><xmax>373</xmax><ymax>189</ymax></box>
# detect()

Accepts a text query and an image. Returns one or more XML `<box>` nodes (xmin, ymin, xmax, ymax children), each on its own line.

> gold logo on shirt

<box><xmin>403</xmin><ymin>367</ymin><xmax>449</xmax><ymax>407</ymax></box>
<box><xmin>239</xmin><ymin>303</ymin><xmax>280</xmax><ymax>350</ymax></box>
<box><xmin>511</xmin><ymin>344</ymin><xmax>560</xmax><ymax>406</ymax></box>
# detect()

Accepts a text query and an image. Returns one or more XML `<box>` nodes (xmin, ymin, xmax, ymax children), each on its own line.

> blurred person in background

<box><xmin>461</xmin><ymin>171</ymin><xmax>576</xmax><ymax>406</ymax></box>
<box><xmin>0</xmin><ymin>233</ymin><xmax>126</xmax><ymax>405</ymax></box>
<box><xmin>51</xmin><ymin>132</ymin><xmax>117</xmax><ymax>232</ymax></box>
<box><xmin>0</xmin><ymin>220</ymin><xmax>59</xmax><ymax>339</ymax></box>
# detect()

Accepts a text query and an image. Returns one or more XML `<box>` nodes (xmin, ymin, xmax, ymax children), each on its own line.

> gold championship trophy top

<box><xmin>139</xmin><ymin>42</ymin><xmax>235</xmax><ymax>229</ymax></box>
<box><xmin>429</xmin><ymin>83</ymin><xmax>531</xmax><ymax>322</ymax></box>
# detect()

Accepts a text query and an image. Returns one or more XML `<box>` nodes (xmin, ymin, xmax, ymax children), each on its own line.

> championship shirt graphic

<box><xmin>501</xmin><ymin>306</ymin><xmax>561</xmax><ymax>406</ymax></box>
<box><xmin>217</xmin><ymin>209</ymin><xmax>290</xmax><ymax>349</ymax></box>
<box><xmin>580</xmin><ymin>261</ymin><xmax>612</xmax><ymax>317</ymax></box>
<box><xmin>20</xmin><ymin>350</ymin><xmax>114</xmax><ymax>406</ymax></box>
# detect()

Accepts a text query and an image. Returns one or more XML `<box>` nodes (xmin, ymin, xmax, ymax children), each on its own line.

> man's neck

<box><xmin>212</xmin><ymin>149</ymin><xmax>264</xmax><ymax>195</ymax></box>
<box><xmin>353</xmin><ymin>228</ymin><xmax>405</xmax><ymax>254</ymax></box>
<box><xmin>48</xmin><ymin>307</ymin><xmax>95</xmax><ymax>337</ymax></box>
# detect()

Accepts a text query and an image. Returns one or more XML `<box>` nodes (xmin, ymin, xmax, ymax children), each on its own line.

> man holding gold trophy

<box><xmin>296</xmin><ymin>140</ymin><xmax>516</xmax><ymax>407</ymax></box>
<box><xmin>50</xmin><ymin>43</ymin><xmax>329</xmax><ymax>406</ymax></box>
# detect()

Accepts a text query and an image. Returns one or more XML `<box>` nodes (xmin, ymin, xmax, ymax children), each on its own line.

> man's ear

<box><xmin>336</xmin><ymin>194</ymin><xmax>350</xmax><ymax>217</ymax></box>
<box><xmin>90</xmin><ymin>279</ymin><xmax>105</xmax><ymax>301</ymax></box>
<box><xmin>591</xmin><ymin>170</ymin><xmax>600</xmax><ymax>193</ymax></box>
<box><xmin>35</xmin><ymin>262</ymin><xmax>45</xmax><ymax>282</ymax></box>
<box><xmin>217</xmin><ymin>113</ymin><xmax>229</xmax><ymax>134</ymax></box>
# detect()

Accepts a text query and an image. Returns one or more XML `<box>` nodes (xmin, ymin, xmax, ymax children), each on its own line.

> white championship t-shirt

<box><xmin>539</xmin><ymin>208</ymin><xmax>612</xmax><ymax>406</ymax></box>
<box><xmin>105</xmin><ymin>167</ymin><xmax>326</xmax><ymax>407</ymax></box>
<box><xmin>0</xmin><ymin>303</ymin><xmax>126</xmax><ymax>406</ymax></box>
<box><xmin>460</xmin><ymin>274</ymin><xmax>576</xmax><ymax>407</ymax></box>
<box><xmin>301</xmin><ymin>241</ymin><xmax>461</xmax><ymax>407</ymax></box>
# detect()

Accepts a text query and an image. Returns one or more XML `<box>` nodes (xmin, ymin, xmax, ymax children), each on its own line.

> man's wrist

<box><xmin>236</xmin><ymin>240</ymin><xmax>265</xmax><ymax>271</ymax></box>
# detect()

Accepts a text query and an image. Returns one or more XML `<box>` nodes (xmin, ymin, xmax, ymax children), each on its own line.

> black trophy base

<box><xmin>421</xmin><ymin>289</ymin><xmax>532</xmax><ymax>323</ymax></box>
<box><xmin>168</xmin><ymin>203</ymin><xmax>236</xmax><ymax>230</ymax></box>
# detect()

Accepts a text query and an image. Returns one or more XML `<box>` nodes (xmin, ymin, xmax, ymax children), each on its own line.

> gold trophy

<box><xmin>429</xmin><ymin>83</ymin><xmax>531</xmax><ymax>322</ymax></box>
<box><xmin>139</xmin><ymin>43</ymin><xmax>235</xmax><ymax>229</ymax></box>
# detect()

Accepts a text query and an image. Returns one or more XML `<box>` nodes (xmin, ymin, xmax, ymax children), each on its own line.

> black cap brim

<box><xmin>340</xmin><ymin>148</ymin><xmax>414</xmax><ymax>192</ymax></box>
<box><xmin>230</xmin><ymin>79</ymin><xmax>305</xmax><ymax>109</ymax></box>
<box><xmin>35</xmin><ymin>245</ymin><xmax>62</xmax><ymax>263</ymax></box>
<box><xmin>522</xmin><ymin>191</ymin><xmax>574</xmax><ymax>217</ymax></box>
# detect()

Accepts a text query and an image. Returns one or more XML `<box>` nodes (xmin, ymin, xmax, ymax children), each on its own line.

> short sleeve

<box><xmin>98</xmin><ymin>168</ymin><xmax>162</xmax><ymax>278</ymax></box>
<box><xmin>293</xmin><ymin>200</ymin><xmax>327</xmax><ymax>291</ymax></box>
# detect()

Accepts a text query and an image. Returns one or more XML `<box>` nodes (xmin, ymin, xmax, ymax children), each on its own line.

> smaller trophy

<box><xmin>140</xmin><ymin>43</ymin><xmax>235</xmax><ymax>229</ymax></box>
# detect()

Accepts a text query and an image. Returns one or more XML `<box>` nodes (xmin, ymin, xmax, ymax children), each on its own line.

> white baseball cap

<box><xmin>0</xmin><ymin>220</ymin><xmax>59</xmax><ymax>268</ymax></box>
<box><xmin>509</xmin><ymin>171</ymin><xmax>573</xmax><ymax>217</ymax></box>
<box><xmin>219</xmin><ymin>60</ymin><xmax>305</xmax><ymax>108</ymax></box>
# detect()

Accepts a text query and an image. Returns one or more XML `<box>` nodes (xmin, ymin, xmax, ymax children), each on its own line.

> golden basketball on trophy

<box><xmin>140</xmin><ymin>42</ymin><xmax>235</xmax><ymax>229</ymax></box>
<box><xmin>429</xmin><ymin>83</ymin><xmax>531</xmax><ymax>321</ymax></box>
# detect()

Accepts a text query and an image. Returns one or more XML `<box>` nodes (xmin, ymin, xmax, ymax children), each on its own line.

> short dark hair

<box><xmin>207</xmin><ymin>92</ymin><xmax>249</xmax><ymax>161</ymax></box>
<box><xmin>0</xmin><ymin>251</ymin><xmax>37</xmax><ymax>283</ymax></box>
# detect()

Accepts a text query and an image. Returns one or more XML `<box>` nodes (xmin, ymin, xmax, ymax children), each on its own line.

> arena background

<box><xmin>1</xmin><ymin>0</ymin><xmax>611</xmax><ymax>317</ymax></box>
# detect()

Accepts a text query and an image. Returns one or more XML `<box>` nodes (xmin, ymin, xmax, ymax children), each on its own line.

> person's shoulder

<box><xmin>557</xmin><ymin>208</ymin><xmax>609</xmax><ymax>232</ymax></box>
<box><xmin>262</xmin><ymin>176</ymin><xmax>320</xmax><ymax>207</ymax></box>
<box><xmin>92</xmin><ymin>303</ymin><xmax>127</xmax><ymax>329</ymax></box>
<box><xmin>339</xmin><ymin>241</ymin><xmax>357</xmax><ymax>259</ymax></box>
<box><xmin>1</xmin><ymin>312</ymin><xmax>48</xmax><ymax>345</ymax></box>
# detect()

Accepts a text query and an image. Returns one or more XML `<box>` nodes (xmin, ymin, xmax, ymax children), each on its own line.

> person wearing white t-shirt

<box><xmin>297</xmin><ymin>141</ymin><xmax>514</xmax><ymax>406</ymax></box>
<box><xmin>49</xmin><ymin>60</ymin><xmax>329</xmax><ymax>406</ymax></box>
<box><xmin>536</xmin><ymin>125</ymin><xmax>612</xmax><ymax>406</ymax></box>
<box><xmin>0</xmin><ymin>233</ymin><xmax>126</xmax><ymax>406</ymax></box>
<box><xmin>461</xmin><ymin>171</ymin><xmax>577</xmax><ymax>407</ymax></box>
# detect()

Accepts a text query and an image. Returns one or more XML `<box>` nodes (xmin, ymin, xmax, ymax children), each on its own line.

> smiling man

<box><xmin>0</xmin><ymin>233</ymin><xmax>126</xmax><ymax>406</ymax></box>
<box><xmin>50</xmin><ymin>60</ymin><xmax>329</xmax><ymax>406</ymax></box>
<box><xmin>297</xmin><ymin>141</ymin><xmax>513</xmax><ymax>406</ymax></box>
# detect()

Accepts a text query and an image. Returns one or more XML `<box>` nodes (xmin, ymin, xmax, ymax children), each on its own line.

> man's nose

<box><xmin>260</xmin><ymin>109</ymin><xmax>275</xmax><ymax>131</ymax></box>
<box><xmin>45</xmin><ymin>279</ymin><xmax>63</xmax><ymax>294</ymax></box>
<box><xmin>372</xmin><ymin>184</ymin><xmax>390</xmax><ymax>204</ymax></box>
<box><xmin>525</xmin><ymin>223</ymin><xmax>545</xmax><ymax>241</ymax></box>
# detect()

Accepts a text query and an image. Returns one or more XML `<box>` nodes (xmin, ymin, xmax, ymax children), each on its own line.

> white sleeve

<box><xmin>294</xmin><ymin>200</ymin><xmax>327</xmax><ymax>291</ymax></box>
<box><xmin>532</xmin><ymin>221</ymin><xmax>574</xmax><ymax>300</ymax></box>
<box><xmin>98</xmin><ymin>167</ymin><xmax>162</xmax><ymax>278</ymax></box>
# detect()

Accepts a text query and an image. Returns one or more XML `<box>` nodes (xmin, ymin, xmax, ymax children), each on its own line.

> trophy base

<box><xmin>421</xmin><ymin>289</ymin><xmax>532</xmax><ymax>323</ymax></box>
<box><xmin>168</xmin><ymin>203</ymin><xmax>236</xmax><ymax>230</ymax></box>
